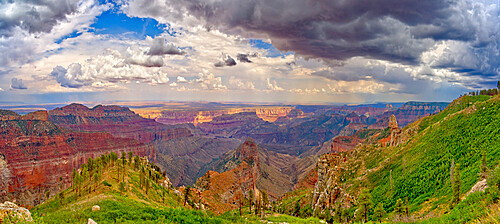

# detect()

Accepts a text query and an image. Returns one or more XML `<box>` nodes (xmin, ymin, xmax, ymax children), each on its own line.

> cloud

<box><xmin>214</xmin><ymin>55</ymin><xmax>237</xmax><ymax>67</ymax></box>
<box><xmin>11</xmin><ymin>78</ymin><xmax>27</xmax><ymax>89</ymax></box>
<box><xmin>236</xmin><ymin>53</ymin><xmax>253</xmax><ymax>63</ymax></box>
<box><xmin>47</xmin><ymin>48</ymin><xmax>174</xmax><ymax>89</ymax></box>
<box><xmin>50</xmin><ymin>64</ymin><xmax>85</xmax><ymax>88</ymax></box>
<box><xmin>147</xmin><ymin>37</ymin><xmax>184</xmax><ymax>55</ymax></box>
<box><xmin>124</xmin><ymin>0</ymin><xmax>500</xmax><ymax>89</ymax></box>
<box><xmin>194</xmin><ymin>73</ymin><xmax>227</xmax><ymax>90</ymax></box>
<box><xmin>125</xmin><ymin>46</ymin><xmax>164</xmax><ymax>67</ymax></box>
<box><xmin>0</xmin><ymin>0</ymin><xmax>80</xmax><ymax>37</ymax></box>
<box><xmin>266</xmin><ymin>78</ymin><xmax>284</xmax><ymax>91</ymax></box>
<box><xmin>228</xmin><ymin>76</ymin><xmax>255</xmax><ymax>90</ymax></box>
<box><xmin>177</xmin><ymin>76</ymin><xmax>188</xmax><ymax>83</ymax></box>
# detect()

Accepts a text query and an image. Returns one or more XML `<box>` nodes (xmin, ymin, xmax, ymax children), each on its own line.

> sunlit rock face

<box><xmin>195</xmin><ymin>138</ymin><xmax>297</xmax><ymax>214</ymax></box>
<box><xmin>48</xmin><ymin>103</ymin><xmax>193</xmax><ymax>143</ymax></box>
<box><xmin>0</xmin><ymin>110</ymin><xmax>154</xmax><ymax>207</ymax></box>
<box><xmin>138</xmin><ymin>107</ymin><xmax>294</xmax><ymax>125</ymax></box>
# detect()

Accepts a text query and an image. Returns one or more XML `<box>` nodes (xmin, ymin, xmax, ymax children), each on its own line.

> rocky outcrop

<box><xmin>381</xmin><ymin>102</ymin><xmax>448</xmax><ymax>127</ymax></box>
<box><xmin>0</xmin><ymin>201</ymin><xmax>32</xmax><ymax>222</ymax></box>
<box><xmin>467</xmin><ymin>179</ymin><xmax>488</xmax><ymax>197</ymax></box>
<box><xmin>311</xmin><ymin>153</ymin><xmax>354</xmax><ymax>215</ymax></box>
<box><xmin>49</xmin><ymin>104</ymin><xmax>193</xmax><ymax>143</ymax></box>
<box><xmin>195</xmin><ymin>138</ymin><xmax>298</xmax><ymax>213</ymax></box>
<box><xmin>389</xmin><ymin>115</ymin><xmax>401</xmax><ymax>147</ymax></box>
<box><xmin>0</xmin><ymin>109</ymin><xmax>154</xmax><ymax>207</ymax></box>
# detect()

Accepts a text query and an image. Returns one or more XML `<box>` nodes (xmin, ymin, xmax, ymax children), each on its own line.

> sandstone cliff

<box><xmin>146</xmin><ymin>106</ymin><xmax>294</xmax><ymax>125</ymax></box>
<box><xmin>0</xmin><ymin>110</ymin><xmax>154</xmax><ymax>207</ymax></box>
<box><xmin>195</xmin><ymin>138</ymin><xmax>298</xmax><ymax>213</ymax></box>
<box><xmin>49</xmin><ymin>103</ymin><xmax>193</xmax><ymax>143</ymax></box>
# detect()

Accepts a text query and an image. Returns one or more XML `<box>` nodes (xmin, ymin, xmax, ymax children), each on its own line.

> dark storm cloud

<box><xmin>11</xmin><ymin>78</ymin><xmax>27</xmax><ymax>89</ymax></box>
<box><xmin>151</xmin><ymin>0</ymin><xmax>481</xmax><ymax>64</ymax></box>
<box><xmin>214</xmin><ymin>55</ymin><xmax>237</xmax><ymax>67</ymax></box>
<box><xmin>0</xmin><ymin>0</ymin><xmax>80</xmax><ymax>37</ymax></box>
<box><xmin>236</xmin><ymin>53</ymin><xmax>252</xmax><ymax>63</ymax></box>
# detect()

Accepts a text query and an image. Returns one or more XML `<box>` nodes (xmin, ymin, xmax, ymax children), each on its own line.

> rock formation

<box><xmin>194</xmin><ymin>138</ymin><xmax>298</xmax><ymax>213</ymax></box>
<box><xmin>389</xmin><ymin>115</ymin><xmax>401</xmax><ymax>147</ymax></box>
<box><xmin>311</xmin><ymin>153</ymin><xmax>354</xmax><ymax>215</ymax></box>
<box><xmin>0</xmin><ymin>201</ymin><xmax>32</xmax><ymax>222</ymax></box>
<box><xmin>49</xmin><ymin>103</ymin><xmax>193</xmax><ymax>143</ymax></box>
<box><xmin>145</xmin><ymin>107</ymin><xmax>294</xmax><ymax>125</ymax></box>
<box><xmin>0</xmin><ymin>109</ymin><xmax>154</xmax><ymax>206</ymax></box>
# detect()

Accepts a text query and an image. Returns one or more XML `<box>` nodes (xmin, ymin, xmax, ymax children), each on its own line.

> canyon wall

<box><xmin>49</xmin><ymin>103</ymin><xmax>193</xmax><ymax>143</ymax></box>
<box><xmin>0</xmin><ymin>110</ymin><xmax>154</xmax><ymax>207</ymax></box>
<box><xmin>139</xmin><ymin>106</ymin><xmax>294</xmax><ymax>125</ymax></box>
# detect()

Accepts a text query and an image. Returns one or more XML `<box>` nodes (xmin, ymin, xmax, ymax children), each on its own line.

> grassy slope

<box><xmin>337</xmin><ymin>94</ymin><xmax>499</xmax><ymax>222</ymax></box>
<box><xmin>31</xmin><ymin>160</ymin><xmax>322</xmax><ymax>224</ymax></box>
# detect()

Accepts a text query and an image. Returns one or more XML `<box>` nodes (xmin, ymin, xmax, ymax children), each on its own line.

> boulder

<box><xmin>467</xmin><ymin>179</ymin><xmax>488</xmax><ymax>197</ymax></box>
<box><xmin>92</xmin><ymin>205</ymin><xmax>100</xmax><ymax>211</ymax></box>
<box><xmin>0</xmin><ymin>201</ymin><xmax>33</xmax><ymax>222</ymax></box>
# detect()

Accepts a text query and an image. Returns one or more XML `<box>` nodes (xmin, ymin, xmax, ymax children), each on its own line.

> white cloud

<box><xmin>177</xmin><ymin>76</ymin><xmax>188</xmax><ymax>83</ymax></box>
<box><xmin>266</xmin><ymin>78</ymin><xmax>284</xmax><ymax>91</ymax></box>
<box><xmin>228</xmin><ymin>76</ymin><xmax>255</xmax><ymax>90</ymax></box>
<box><xmin>194</xmin><ymin>73</ymin><xmax>227</xmax><ymax>90</ymax></box>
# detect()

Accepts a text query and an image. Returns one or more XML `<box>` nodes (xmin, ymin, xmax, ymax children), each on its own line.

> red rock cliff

<box><xmin>48</xmin><ymin>103</ymin><xmax>192</xmax><ymax>143</ymax></box>
<box><xmin>0</xmin><ymin>110</ymin><xmax>154</xmax><ymax>207</ymax></box>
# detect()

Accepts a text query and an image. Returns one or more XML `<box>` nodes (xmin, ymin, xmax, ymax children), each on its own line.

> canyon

<box><xmin>0</xmin><ymin>110</ymin><xmax>154</xmax><ymax>207</ymax></box>
<box><xmin>135</xmin><ymin>106</ymin><xmax>295</xmax><ymax>125</ymax></box>
<box><xmin>0</xmin><ymin>101</ymin><xmax>449</xmax><ymax>207</ymax></box>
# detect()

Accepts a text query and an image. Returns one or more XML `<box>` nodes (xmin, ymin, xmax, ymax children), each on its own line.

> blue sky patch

<box><xmin>250</xmin><ymin>39</ymin><xmax>293</xmax><ymax>58</ymax></box>
<box><xmin>90</xmin><ymin>10</ymin><xmax>166</xmax><ymax>39</ymax></box>
<box><xmin>55</xmin><ymin>30</ymin><xmax>83</xmax><ymax>44</ymax></box>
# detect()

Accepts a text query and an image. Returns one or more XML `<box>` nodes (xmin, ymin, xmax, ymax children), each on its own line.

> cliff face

<box><xmin>49</xmin><ymin>103</ymin><xmax>192</xmax><ymax>143</ymax></box>
<box><xmin>145</xmin><ymin>107</ymin><xmax>294</xmax><ymax>125</ymax></box>
<box><xmin>195</xmin><ymin>138</ymin><xmax>298</xmax><ymax>213</ymax></box>
<box><xmin>380</xmin><ymin>102</ymin><xmax>448</xmax><ymax>127</ymax></box>
<box><xmin>154</xmin><ymin>136</ymin><xmax>241</xmax><ymax>187</ymax></box>
<box><xmin>311</xmin><ymin>153</ymin><xmax>354</xmax><ymax>215</ymax></box>
<box><xmin>0</xmin><ymin>110</ymin><xmax>154</xmax><ymax>207</ymax></box>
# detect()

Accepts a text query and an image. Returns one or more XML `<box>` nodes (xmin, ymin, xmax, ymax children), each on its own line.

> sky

<box><xmin>0</xmin><ymin>0</ymin><xmax>499</xmax><ymax>105</ymax></box>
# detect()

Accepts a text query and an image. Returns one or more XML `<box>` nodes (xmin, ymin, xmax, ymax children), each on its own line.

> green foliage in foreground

<box><xmin>30</xmin><ymin>156</ymin><xmax>321</xmax><ymax>224</ymax></box>
<box><xmin>33</xmin><ymin>195</ymin><xmax>233</xmax><ymax>224</ymax></box>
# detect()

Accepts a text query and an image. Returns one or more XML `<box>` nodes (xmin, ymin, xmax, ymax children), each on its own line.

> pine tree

<box><xmin>71</xmin><ymin>168</ymin><xmax>77</xmax><ymax>190</ymax></box>
<box><xmin>121</xmin><ymin>152</ymin><xmax>126</xmax><ymax>182</ymax></box>
<box><xmin>92</xmin><ymin>173</ymin><xmax>99</xmax><ymax>192</ymax></box>
<box><xmin>451</xmin><ymin>163</ymin><xmax>461</xmax><ymax>207</ymax></box>
<box><xmin>261</xmin><ymin>190</ymin><xmax>269</xmax><ymax>212</ymax></box>
<box><xmin>335</xmin><ymin>204</ymin><xmax>342</xmax><ymax>223</ymax></box>
<box><xmin>249</xmin><ymin>189</ymin><xmax>254</xmax><ymax>213</ymax></box>
<box><xmin>235</xmin><ymin>190</ymin><xmax>244</xmax><ymax>216</ymax></box>
<box><xmin>358</xmin><ymin>189</ymin><xmax>372</xmax><ymax>222</ymax></box>
<box><xmin>134</xmin><ymin>156</ymin><xmax>140</xmax><ymax>170</ymax></box>
<box><xmin>372</xmin><ymin>203</ymin><xmax>385</xmax><ymax>223</ymax></box>
<box><xmin>481</xmin><ymin>150</ymin><xmax>488</xmax><ymax>179</ymax></box>
<box><xmin>184</xmin><ymin>186</ymin><xmax>191</xmax><ymax>206</ymax></box>
<box><xmin>58</xmin><ymin>192</ymin><xmax>64</xmax><ymax>206</ymax></box>
<box><xmin>119</xmin><ymin>182</ymin><xmax>126</xmax><ymax>195</ymax></box>
<box><xmin>394</xmin><ymin>198</ymin><xmax>404</xmax><ymax>216</ymax></box>
<box><xmin>128</xmin><ymin>151</ymin><xmax>133</xmax><ymax>165</ymax></box>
